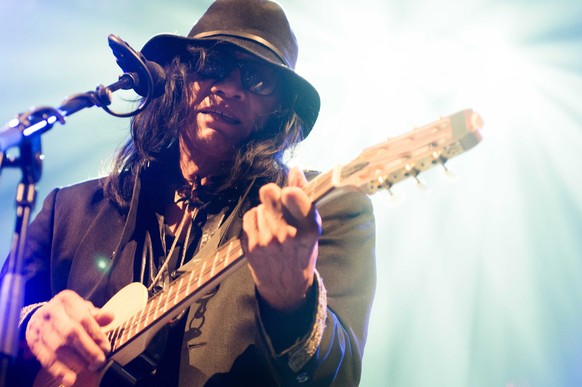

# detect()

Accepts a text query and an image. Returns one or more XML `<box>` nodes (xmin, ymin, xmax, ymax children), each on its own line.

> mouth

<box><xmin>200</xmin><ymin>108</ymin><xmax>241</xmax><ymax>125</ymax></box>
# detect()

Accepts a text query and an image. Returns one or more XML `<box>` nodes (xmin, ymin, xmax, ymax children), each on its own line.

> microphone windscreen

<box><xmin>145</xmin><ymin>60</ymin><xmax>167</xmax><ymax>98</ymax></box>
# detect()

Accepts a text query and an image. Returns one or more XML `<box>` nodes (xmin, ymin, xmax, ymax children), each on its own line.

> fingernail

<box><xmin>62</xmin><ymin>372</ymin><xmax>77</xmax><ymax>386</ymax></box>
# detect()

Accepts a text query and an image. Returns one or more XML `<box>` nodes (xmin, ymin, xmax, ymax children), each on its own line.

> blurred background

<box><xmin>1</xmin><ymin>0</ymin><xmax>581</xmax><ymax>385</ymax></box>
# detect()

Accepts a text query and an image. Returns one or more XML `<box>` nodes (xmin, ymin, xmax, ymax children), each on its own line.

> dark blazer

<box><xmin>8</xmin><ymin>176</ymin><xmax>376</xmax><ymax>386</ymax></box>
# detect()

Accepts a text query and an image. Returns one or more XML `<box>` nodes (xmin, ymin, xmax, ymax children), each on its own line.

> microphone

<box><xmin>1</xmin><ymin>35</ymin><xmax>168</xmax><ymax>151</ymax></box>
<box><xmin>107</xmin><ymin>34</ymin><xmax>167</xmax><ymax>98</ymax></box>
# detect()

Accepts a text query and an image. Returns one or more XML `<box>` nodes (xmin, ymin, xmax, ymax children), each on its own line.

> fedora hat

<box><xmin>141</xmin><ymin>0</ymin><xmax>320</xmax><ymax>138</ymax></box>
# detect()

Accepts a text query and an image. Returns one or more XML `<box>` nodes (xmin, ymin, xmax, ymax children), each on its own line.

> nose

<box><xmin>210</xmin><ymin>68</ymin><xmax>245</xmax><ymax>100</ymax></box>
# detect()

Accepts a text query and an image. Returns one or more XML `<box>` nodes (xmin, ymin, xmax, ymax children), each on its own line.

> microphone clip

<box><xmin>103</xmin><ymin>34</ymin><xmax>167</xmax><ymax>117</ymax></box>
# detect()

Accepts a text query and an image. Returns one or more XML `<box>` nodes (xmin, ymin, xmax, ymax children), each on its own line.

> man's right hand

<box><xmin>25</xmin><ymin>290</ymin><xmax>114</xmax><ymax>386</ymax></box>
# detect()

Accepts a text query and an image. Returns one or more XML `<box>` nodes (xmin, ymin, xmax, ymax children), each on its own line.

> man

<box><xmin>6</xmin><ymin>0</ymin><xmax>376</xmax><ymax>385</ymax></box>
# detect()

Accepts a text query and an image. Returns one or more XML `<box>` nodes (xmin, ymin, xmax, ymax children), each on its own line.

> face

<box><xmin>180</xmin><ymin>50</ymin><xmax>282</xmax><ymax>166</ymax></box>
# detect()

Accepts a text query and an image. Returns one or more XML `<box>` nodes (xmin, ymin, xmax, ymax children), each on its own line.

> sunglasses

<box><xmin>196</xmin><ymin>50</ymin><xmax>281</xmax><ymax>96</ymax></box>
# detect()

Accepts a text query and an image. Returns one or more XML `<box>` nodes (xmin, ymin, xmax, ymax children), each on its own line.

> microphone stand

<box><xmin>0</xmin><ymin>135</ymin><xmax>42</xmax><ymax>387</ymax></box>
<box><xmin>0</xmin><ymin>35</ymin><xmax>161</xmax><ymax>387</ymax></box>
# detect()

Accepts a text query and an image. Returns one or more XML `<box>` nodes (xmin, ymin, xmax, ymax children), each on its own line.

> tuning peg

<box><xmin>404</xmin><ymin>163</ymin><xmax>430</xmax><ymax>193</ymax></box>
<box><xmin>377</xmin><ymin>176</ymin><xmax>393</xmax><ymax>192</ymax></box>
<box><xmin>441</xmin><ymin>163</ymin><xmax>458</xmax><ymax>181</ymax></box>
<box><xmin>414</xmin><ymin>176</ymin><xmax>430</xmax><ymax>193</ymax></box>
<box><xmin>430</xmin><ymin>150</ymin><xmax>457</xmax><ymax>181</ymax></box>
<box><xmin>373</xmin><ymin>176</ymin><xmax>405</xmax><ymax>206</ymax></box>
<box><xmin>384</xmin><ymin>187</ymin><xmax>407</xmax><ymax>207</ymax></box>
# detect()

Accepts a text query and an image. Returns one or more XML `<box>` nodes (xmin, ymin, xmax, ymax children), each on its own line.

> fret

<box><xmin>167</xmin><ymin>281</ymin><xmax>175</xmax><ymax>308</ymax></box>
<box><xmin>121</xmin><ymin>319</ymin><xmax>133</xmax><ymax>348</ymax></box>
<box><xmin>143</xmin><ymin>297</ymin><xmax>153</xmax><ymax>327</ymax></box>
<box><xmin>173</xmin><ymin>275</ymin><xmax>184</xmax><ymax>306</ymax></box>
<box><xmin>110</xmin><ymin>326</ymin><xmax>119</xmax><ymax>351</ymax></box>
<box><xmin>110</xmin><ymin>324</ymin><xmax>123</xmax><ymax>351</ymax></box>
<box><xmin>147</xmin><ymin>300</ymin><xmax>157</xmax><ymax>325</ymax></box>
<box><xmin>161</xmin><ymin>291</ymin><xmax>169</xmax><ymax>315</ymax></box>
<box><xmin>106</xmin><ymin>328</ymin><xmax>115</xmax><ymax>350</ymax></box>
<box><xmin>120</xmin><ymin>315</ymin><xmax>133</xmax><ymax>346</ymax></box>
<box><xmin>197</xmin><ymin>260</ymin><xmax>207</xmax><ymax>287</ymax></box>
<box><xmin>179</xmin><ymin>274</ymin><xmax>191</xmax><ymax>303</ymax></box>
<box><xmin>137</xmin><ymin>304</ymin><xmax>148</xmax><ymax>336</ymax></box>
<box><xmin>174</xmin><ymin>276</ymin><xmax>184</xmax><ymax>304</ymax></box>
<box><xmin>210</xmin><ymin>250</ymin><xmax>220</xmax><ymax>277</ymax></box>
<box><xmin>229</xmin><ymin>240</ymin><xmax>243</xmax><ymax>261</ymax></box>
<box><xmin>205</xmin><ymin>258</ymin><xmax>213</xmax><ymax>278</ymax></box>
<box><xmin>223</xmin><ymin>241</ymin><xmax>233</xmax><ymax>268</ymax></box>
<box><xmin>133</xmin><ymin>308</ymin><xmax>144</xmax><ymax>338</ymax></box>
<box><xmin>185</xmin><ymin>268</ymin><xmax>194</xmax><ymax>298</ymax></box>
<box><xmin>120</xmin><ymin>324</ymin><xmax>130</xmax><ymax>350</ymax></box>
<box><xmin>152</xmin><ymin>292</ymin><xmax>162</xmax><ymax>321</ymax></box>
<box><xmin>123</xmin><ymin>314</ymin><xmax>139</xmax><ymax>348</ymax></box>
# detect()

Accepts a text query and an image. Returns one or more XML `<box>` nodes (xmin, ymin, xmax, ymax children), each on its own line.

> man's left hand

<box><xmin>242</xmin><ymin>167</ymin><xmax>321</xmax><ymax>312</ymax></box>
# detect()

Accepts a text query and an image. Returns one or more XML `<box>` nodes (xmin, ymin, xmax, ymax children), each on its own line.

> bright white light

<box><xmin>8</xmin><ymin>118</ymin><xmax>19</xmax><ymax>128</ymax></box>
<box><xmin>22</xmin><ymin>120</ymin><xmax>47</xmax><ymax>136</ymax></box>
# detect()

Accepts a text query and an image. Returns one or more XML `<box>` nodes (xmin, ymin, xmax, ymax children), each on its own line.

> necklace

<box><xmin>147</xmin><ymin>190</ymin><xmax>200</xmax><ymax>293</ymax></box>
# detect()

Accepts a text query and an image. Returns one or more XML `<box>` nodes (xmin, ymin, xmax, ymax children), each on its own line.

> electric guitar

<box><xmin>34</xmin><ymin>109</ymin><xmax>484</xmax><ymax>386</ymax></box>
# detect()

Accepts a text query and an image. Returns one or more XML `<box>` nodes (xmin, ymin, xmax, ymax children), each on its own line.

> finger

<box><xmin>280</xmin><ymin>190</ymin><xmax>320</xmax><ymax>240</ymax></box>
<box><xmin>242</xmin><ymin>207</ymin><xmax>259</xmax><ymax>249</ymax></box>
<box><xmin>283</xmin><ymin>168</ymin><xmax>319</xmax><ymax>234</ymax></box>
<box><xmin>42</xmin><ymin>327</ymin><xmax>103</xmax><ymax>374</ymax></box>
<box><xmin>288</xmin><ymin>167</ymin><xmax>309</xmax><ymax>188</ymax></box>
<box><xmin>91</xmin><ymin>305</ymin><xmax>115</xmax><ymax>327</ymax></box>
<box><xmin>256</xmin><ymin>204</ymin><xmax>275</xmax><ymax>245</ymax></box>
<box><xmin>62</xmin><ymin>296</ymin><xmax>110</xmax><ymax>355</ymax></box>
<box><xmin>260</xmin><ymin>184</ymin><xmax>297</xmax><ymax>243</ymax></box>
<box><xmin>40</xmin><ymin>323</ymin><xmax>84</xmax><ymax>367</ymax></box>
<box><xmin>55</xmin><ymin>346</ymin><xmax>92</xmax><ymax>373</ymax></box>
<box><xmin>45</xmin><ymin>359</ymin><xmax>77</xmax><ymax>387</ymax></box>
<box><xmin>56</xmin><ymin>292</ymin><xmax>110</xmax><ymax>354</ymax></box>
<box><xmin>86</xmin><ymin>303</ymin><xmax>113</xmax><ymax>353</ymax></box>
<box><xmin>50</xmin><ymin>309</ymin><xmax>107</xmax><ymax>370</ymax></box>
<box><xmin>281</xmin><ymin>187</ymin><xmax>312</xmax><ymax>220</ymax></box>
<box><xmin>259</xmin><ymin>183</ymin><xmax>282</xmax><ymax>214</ymax></box>
<box><xmin>32</xmin><ymin>339</ymin><xmax>78</xmax><ymax>386</ymax></box>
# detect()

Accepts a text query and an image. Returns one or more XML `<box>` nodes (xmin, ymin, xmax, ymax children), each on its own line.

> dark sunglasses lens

<box><xmin>241</xmin><ymin>62</ymin><xmax>279</xmax><ymax>95</ymax></box>
<box><xmin>196</xmin><ymin>51</ymin><xmax>279</xmax><ymax>95</ymax></box>
<box><xmin>198</xmin><ymin>55</ymin><xmax>231</xmax><ymax>81</ymax></box>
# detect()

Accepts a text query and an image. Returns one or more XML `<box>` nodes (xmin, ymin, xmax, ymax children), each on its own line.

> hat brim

<box><xmin>141</xmin><ymin>34</ymin><xmax>320</xmax><ymax>137</ymax></box>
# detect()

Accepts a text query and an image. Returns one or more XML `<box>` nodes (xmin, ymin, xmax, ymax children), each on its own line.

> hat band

<box><xmin>192</xmin><ymin>30</ymin><xmax>288</xmax><ymax>67</ymax></box>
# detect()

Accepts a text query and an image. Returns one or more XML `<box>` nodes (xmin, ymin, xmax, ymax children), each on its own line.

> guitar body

<box><xmin>33</xmin><ymin>283</ymin><xmax>149</xmax><ymax>387</ymax></box>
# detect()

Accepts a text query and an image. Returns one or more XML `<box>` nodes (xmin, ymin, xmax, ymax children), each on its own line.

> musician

<box><xmin>5</xmin><ymin>0</ymin><xmax>376</xmax><ymax>385</ymax></box>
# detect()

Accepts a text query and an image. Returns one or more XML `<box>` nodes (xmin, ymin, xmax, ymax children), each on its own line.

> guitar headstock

<box><xmin>331</xmin><ymin>109</ymin><xmax>483</xmax><ymax>195</ymax></box>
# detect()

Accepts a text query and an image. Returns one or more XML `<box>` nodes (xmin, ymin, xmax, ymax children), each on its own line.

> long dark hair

<box><xmin>102</xmin><ymin>45</ymin><xmax>306</xmax><ymax>212</ymax></box>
